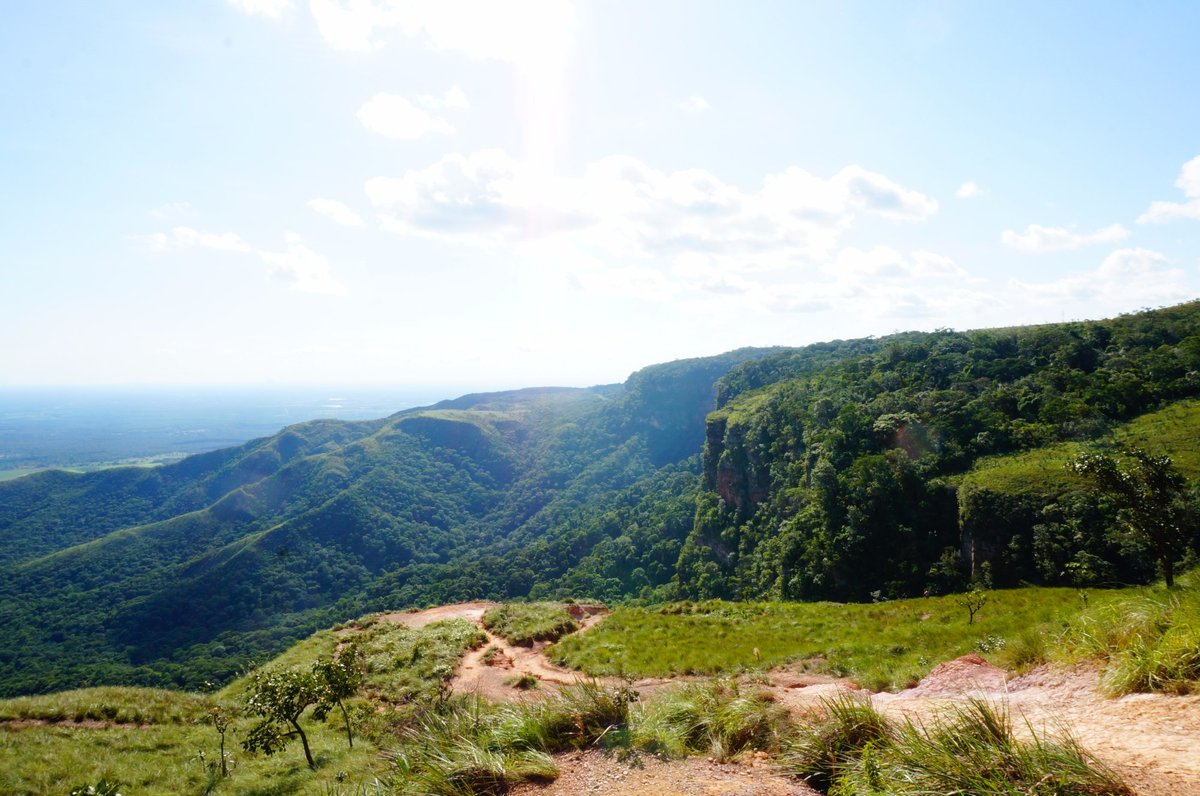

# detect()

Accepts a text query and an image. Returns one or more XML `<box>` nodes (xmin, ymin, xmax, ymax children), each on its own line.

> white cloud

<box><xmin>307</xmin><ymin>198</ymin><xmax>364</xmax><ymax>226</ymax></box>
<box><xmin>366</xmin><ymin>149</ymin><xmax>939</xmax><ymax>262</ymax></box>
<box><xmin>1137</xmin><ymin>155</ymin><xmax>1200</xmax><ymax>223</ymax></box>
<box><xmin>418</xmin><ymin>85</ymin><xmax>470</xmax><ymax>110</ymax></box>
<box><xmin>228</xmin><ymin>0</ymin><xmax>294</xmax><ymax>17</ymax></box>
<box><xmin>679</xmin><ymin>95</ymin><xmax>710</xmax><ymax>112</ymax></box>
<box><xmin>139</xmin><ymin>226</ymin><xmax>344</xmax><ymax>295</ymax></box>
<box><xmin>148</xmin><ymin>202</ymin><xmax>195</xmax><ymax>221</ymax></box>
<box><xmin>1001</xmin><ymin>222</ymin><xmax>1128</xmax><ymax>252</ymax></box>
<box><xmin>140</xmin><ymin>226</ymin><xmax>252</xmax><ymax>253</ymax></box>
<box><xmin>955</xmin><ymin>181</ymin><xmax>984</xmax><ymax>199</ymax></box>
<box><xmin>257</xmin><ymin>233</ymin><xmax>346</xmax><ymax>295</ymax></box>
<box><xmin>826</xmin><ymin>246</ymin><xmax>969</xmax><ymax>281</ymax></box>
<box><xmin>309</xmin><ymin>0</ymin><xmax>387</xmax><ymax>51</ymax></box>
<box><xmin>1010</xmin><ymin>248</ymin><xmax>1188</xmax><ymax>307</ymax></box>
<box><xmin>307</xmin><ymin>0</ymin><xmax>576</xmax><ymax>64</ymax></box>
<box><xmin>357</xmin><ymin>93</ymin><xmax>455</xmax><ymax>139</ymax></box>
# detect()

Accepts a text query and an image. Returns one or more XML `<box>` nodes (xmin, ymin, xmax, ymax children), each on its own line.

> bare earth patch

<box><xmin>375</xmin><ymin>602</ymin><xmax>613</xmax><ymax>701</ymax></box>
<box><xmin>509</xmin><ymin>749</ymin><xmax>817</xmax><ymax>796</ymax></box>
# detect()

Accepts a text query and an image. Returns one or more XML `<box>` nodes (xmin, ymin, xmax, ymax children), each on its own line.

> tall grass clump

<box><xmin>831</xmin><ymin>700</ymin><xmax>1130</xmax><ymax>796</ymax></box>
<box><xmin>481</xmin><ymin>603</ymin><xmax>580</xmax><ymax>645</ymax></box>
<box><xmin>388</xmin><ymin>680</ymin><xmax>635</xmax><ymax>794</ymax></box>
<box><xmin>631</xmin><ymin>679</ymin><xmax>790</xmax><ymax>761</ymax></box>
<box><xmin>390</xmin><ymin>697</ymin><xmax>557</xmax><ymax>796</ymax></box>
<box><xmin>1064</xmin><ymin>585</ymin><xmax>1200</xmax><ymax>695</ymax></box>
<box><xmin>777</xmin><ymin>694</ymin><xmax>893</xmax><ymax>792</ymax></box>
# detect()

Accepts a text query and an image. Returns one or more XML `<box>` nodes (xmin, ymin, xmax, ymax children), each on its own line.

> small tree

<box><xmin>1069</xmin><ymin>448</ymin><xmax>1194</xmax><ymax>589</ymax></box>
<box><xmin>205</xmin><ymin>704</ymin><xmax>236</xmax><ymax>778</ymax></box>
<box><xmin>957</xmin><ymin>586</ymin><xmax>988</xmax><ymax>625</ymax></box>
<box><xmin>243</xmin><ymin>668</ymin><xmax>321</xmax><ymax>769</ymax></box>
<box><xmin>313</xmin><ymin>644</ymin><xmax>365</xmax><ymax>749</ymax></box>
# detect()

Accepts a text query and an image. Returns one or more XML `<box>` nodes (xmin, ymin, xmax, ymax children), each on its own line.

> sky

<box><xmin>3</xmin><ymin>1</ymin><xmax>1200</xmax><ymax>391</ymax></box>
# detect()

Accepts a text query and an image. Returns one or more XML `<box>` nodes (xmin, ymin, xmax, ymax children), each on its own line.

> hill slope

<box><xmin>4</xmin><ymin>303</ymin><xmax>1200</xmax><ymax>696</ymax></box>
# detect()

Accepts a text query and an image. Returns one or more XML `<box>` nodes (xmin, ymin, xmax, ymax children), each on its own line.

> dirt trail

<box><xmin>381</xmin><ymin>607</ymin><xmax>1199</xmax><ymax>795</ymax></box>
<box><xmin>509</xmin><ymin>749</ymin><xmax>817</xmax><ymax>796</ymax></box>
<box><xmin>375</xmin><ymin>602</ymin><xmax>611</xmax><ymax>700</ymax></box>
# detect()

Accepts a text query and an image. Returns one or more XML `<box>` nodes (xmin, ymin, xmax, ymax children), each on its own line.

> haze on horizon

<box><xmin>3</xmin><ymin>1</ymin><xmax>1199</xmax><ymax>389</ymax></box>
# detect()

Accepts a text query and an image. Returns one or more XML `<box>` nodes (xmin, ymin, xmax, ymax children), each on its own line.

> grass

<box><xmin>778</xmin><ymin>694</ymin><xmax>893</xmax><ymax>791</ymax></box>
<box><xmin>550</xmin><ymin>589</ymin><xmax>1120</xmax><ymax>691</ymax></box>
<box><xmin>0</xmin><ymin>615</ymin><xmax>487</xmax><ymax>795</ymax></box>
<box><xmin>2</xmin><ymin>574</ymin><xmax>1194</xmax><ymax>794</ymax></box>
<box><xmin>778</xmin><ymin>697</ymin><xmax>1128</xmax><ymax>795</ymax></box>
<box><xmin>0</xmin><ymin>687</ymin><xmax>210</xmax><ymax>725</ymax></box>
<box><xmin>957</xmin><ymin>398</ymin><xmax>1200</xmax><ymax>498</ymax></box>
<box><xmin>630</xmin><ymin>679</ymin><xmax>789</xmax><ymax>761</ymax></box>
<box><xmin>0</xmin><ymin>714</ymin><xmax>385</xmax><ymax>795</ymax></box>
<box><xmin>1115</xmin><ymin>399</ymin><xmax>1200</xmax><ymax>479</ymax></box>
<box><xmin>388</xmin><ymin>681</ymin><xmax>635</xmax><ymax>794</ymax></box>
<box><xmin>481</xmin><ymin>602</ymin><xmax>580</xmax><ymax>645</ymax></box>
<box><xmin>1061</xmin><ymin>576</ymin><xmax>1200</xmax><ymax>695</ymax></box>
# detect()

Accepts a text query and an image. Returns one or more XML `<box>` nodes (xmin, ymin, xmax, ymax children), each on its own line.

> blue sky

<box><xmin>3</xmin><ymin>1</ymin><xmax>1199</xmax><ymax>389</ymax></box>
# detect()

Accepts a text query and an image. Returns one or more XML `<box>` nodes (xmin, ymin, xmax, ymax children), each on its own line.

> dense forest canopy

<box><xmin>2</xmin><ymin>304</ymin><xmax>1200</xmax><ymax>696</ymax></box>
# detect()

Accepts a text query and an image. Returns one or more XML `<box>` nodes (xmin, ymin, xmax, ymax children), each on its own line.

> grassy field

<box><xmin>549</xmin><ymin>587</ymin><xmax>1132</xmax><ymax>691</ymax></box>
<box><xmin>481</xmin><ymin>602</ymin><xmax>580</xmax><ymax>645</ymax></box>
<box><xmin>958</xmin><ymin>399</ymin><xmax>1200</xmax><ymax>498</ymax></box>
<box><xmin>0</xmin><ymin>616</ymin><xmax>485</xmax><ymax>795</ymax></box>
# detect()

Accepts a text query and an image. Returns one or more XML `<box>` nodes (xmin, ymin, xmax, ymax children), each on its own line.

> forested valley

<box><xmin>3</xmin><ymin>302</ymin><xmax>1200</xmax><ymax>697</ymax></box>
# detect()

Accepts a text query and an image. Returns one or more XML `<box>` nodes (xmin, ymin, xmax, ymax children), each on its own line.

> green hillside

<box><xmin>3</xmin><ymin>579</ymin><xmax>1196</xmax><ymax>794</ymax></box>
<box><xmin>3</xmin><ymin>304</ymin><xmax>1200</xmax><ymax>697</ymax></box>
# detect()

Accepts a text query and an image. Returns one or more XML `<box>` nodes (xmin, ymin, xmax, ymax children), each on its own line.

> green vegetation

<box><xmin>780</xmin><ymin>697</ymin><xmax>1129</xmax><ymax>795</ymax></box>
<box><xmin>5</xmin><ymin>579</ymin><xmax>1180</xmax><ymax>794</ymax></box>
<box><xmin>0</xmin><ymin>687</ymin><xmax>209</xmax><ymax>725</ymax></box>
<box><xmin>1070</xmin><ymin>447</ymin><xmax>1196</xmax><ymax>588</ymax></box>
<box><xmin>550</xmin><ymin>589</ymin><xmax>1115</xmax><ymax>691</ymax></box>
<box><xmin>5</xmin><ymin>304</ymin><xmax>1200</xmax><ymax>697</ymax></box>
<box><xmin>0</xmin><ymin>615</ymin><xmax>487</xmax><ymax>794</ymax></box>
<box><xmin>481</xmin><ymin>602</ymin><xmax>580</xmax><ymax>645</ymax></box>
<box><xmin>1064</xmin><ymin>576</ymin><xmax>1200</xmax><ymax>695</ymax></box>
<box><xmin>630</xmin><ymin>679</ymin><xmax>789</xmax><ymax>760</ymax></box>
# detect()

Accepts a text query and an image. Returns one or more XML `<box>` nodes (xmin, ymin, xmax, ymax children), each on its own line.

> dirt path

<box><xmin>509</xmin><ymin>749</ymin><xmax>817</xmax><ymax>796</ymax></box>
<box><xmin>375</xmin><ymin>602</ymin><xmax>612</xmax><ymax>701</ymax></box>
<box><xmin>380</xmin><ymin>607</ymin><xmax>1199</xmax><ymax>795</ymax></box>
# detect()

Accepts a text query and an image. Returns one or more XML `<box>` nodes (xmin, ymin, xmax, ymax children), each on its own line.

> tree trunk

<box><xmin>1163</xmin><ymin>555</ymin><xmax>1176</xmax><ymax>589</ymax></box>
<box><xmin>291</xmin><ymin>719</ymin><xmax>315</xmax><ymax>769</ymax></box>
<box><xmin>339</xmin><ymin>699</ymin><xmax>353</xmax><ymax>748</ymax></box>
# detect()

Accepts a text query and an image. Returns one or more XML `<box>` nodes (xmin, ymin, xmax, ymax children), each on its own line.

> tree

<box><xmin>242</xmin><ymin>667</ymin><xmax>321</xmax><ymax>769</ymax></box>
<box><xmin>957</xmin><ymin>585</ymin><xmax>988</xmax><ymax>625</ymax></box>
<box><xmin>1069</xmin><ymin>447</ymin><xmax>1195</xmax><ymax>589</ymax></box>
<box><xmin>312</xmin><ymin>645</ymin><xmax>365</xmax><ymax>749</ymax></box>
<box><xmin>205</xmin><ymin>704</ymin><xmax>235</xmax><ymax>778</ymax></box>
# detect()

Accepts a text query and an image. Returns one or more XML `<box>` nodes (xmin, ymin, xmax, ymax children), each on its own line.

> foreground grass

<box><xmin>779</xmin><ymin>695</ymin><xmax>1129</xmax><ymax>796</ymax></box>
<box><xmin>388</xmin><ymin>681</ymin><xmax>1126</xmax><ymax>796</ymax></box>
<box><xmin>0</xmin><ymin>721</ymin><xmax>382</xmax><ymax>796</ymax></box>
<box><xmin>0</xmin><ymin>617</ymin><xmax>485</xmax><ymax>795</ymax></box>
<box><xmin>481</xmin><ymin>602</ymin><xmax>580</xmax><ymax>646</ymax></box>
<box><xmin>550</xmin><ymin>588</ymin><xmax>1124</xmax><ymax>691</ymax></box>
<box><xmin>1063</xmin><ymin>576</ymin><xmax>1200</xmax><ymax>695</ymax></box>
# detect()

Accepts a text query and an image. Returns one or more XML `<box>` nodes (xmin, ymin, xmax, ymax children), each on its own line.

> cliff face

<box><xmin>703</xmin><ymin>414</ymin><xmax>772</xmax><ymax>514</ymax></box>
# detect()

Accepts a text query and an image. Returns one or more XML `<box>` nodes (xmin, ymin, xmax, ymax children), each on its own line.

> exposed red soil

<box><xmin>509</xmin><ymin>749</ymin><xmax>817</xmax><ymax>796</ymax></box>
